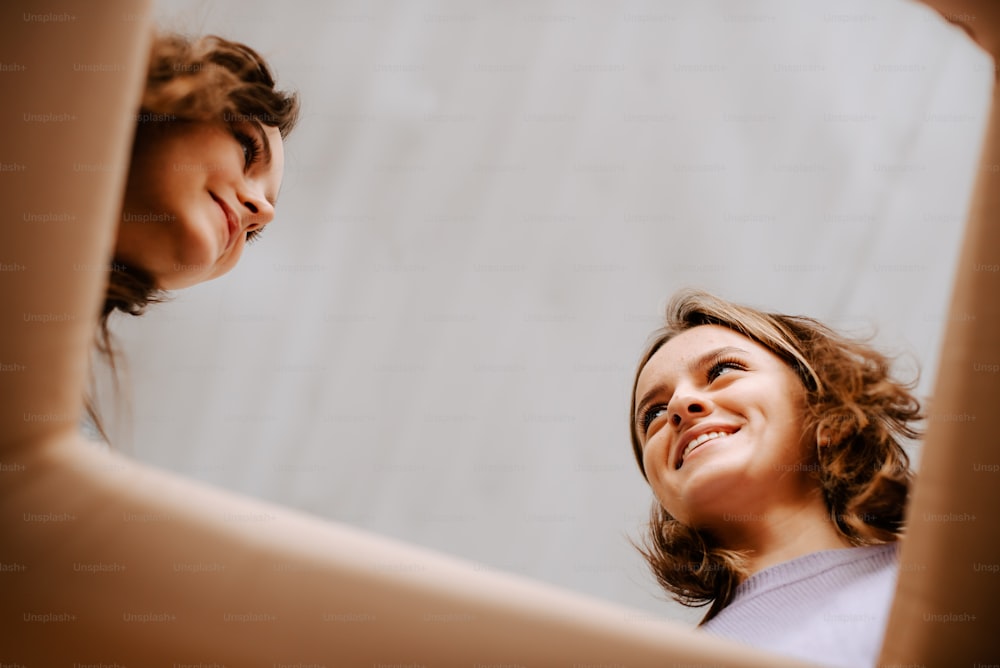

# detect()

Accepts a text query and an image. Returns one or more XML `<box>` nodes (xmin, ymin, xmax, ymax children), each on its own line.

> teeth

<box><xmin>680</xmin><ymin>431</ymin><xmax>730</xmax><ymax>465</ymax></box>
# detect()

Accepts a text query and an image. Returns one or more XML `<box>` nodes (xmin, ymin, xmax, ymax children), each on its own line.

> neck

<box><xmin>710</xmin><ymin>495</ymin><xmax>853</xmax><ymax>577</ymax></box>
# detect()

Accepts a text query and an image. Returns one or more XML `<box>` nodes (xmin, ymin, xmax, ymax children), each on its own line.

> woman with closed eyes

<box><xmin>117</xmin><ymin>36</ymin><xmax>291</xmax><ymax>289</ymax></box>
<box><xmin>86</xmin><ymin>31</ymin><xmax>296</xmax><ymax>441</ymax></box>
<box><xmin>628</xmin><ymin>290</ymin><xmax>918</xmax><ymax>667</ymax></box>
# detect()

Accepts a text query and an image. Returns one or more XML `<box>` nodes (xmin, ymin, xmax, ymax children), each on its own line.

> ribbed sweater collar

<box><xmin>730</xmin><ymin>542</ymin><xmax>899</xmax><ymax>604</ymax></box>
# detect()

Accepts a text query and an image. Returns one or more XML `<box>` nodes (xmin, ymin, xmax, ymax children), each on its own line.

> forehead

<box><xmin>636</xmin><ymin>325</ymin><xmax>764</xmax><ymax>393</ymax></box>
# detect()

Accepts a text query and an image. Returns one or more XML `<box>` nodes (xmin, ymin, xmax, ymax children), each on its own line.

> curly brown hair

<box><xmin>627</xmin><ymin>289</ymin><xmax>922</xmax><ymax>622</ymax></box>
<box><xmin>85</xmin><ymin>32</ymin><xmax>300</xmax><ymax>443</ymax></box>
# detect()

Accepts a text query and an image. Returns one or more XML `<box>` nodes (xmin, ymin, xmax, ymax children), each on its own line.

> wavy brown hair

<box><xmin>628</xmin><ymin>290</ymin><xmax>922</xmax><ymax>622</ymax></box>
<box><xmin>85</xmin><ymin>32</ymin><xmax>299</xmax><ymax>443</ymax></box>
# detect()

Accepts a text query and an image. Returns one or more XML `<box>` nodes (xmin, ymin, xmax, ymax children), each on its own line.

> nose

<box><xmin>668</xmin><ymin>391</ymin><xmax>711</xmax><ymax>428</ymax></box>
<box><xmin>239</xmin><ymin>187</ymin><xmax>275</xmax><ymax>231</ymax></box>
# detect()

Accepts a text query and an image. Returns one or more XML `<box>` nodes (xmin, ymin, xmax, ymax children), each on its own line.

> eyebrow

<box><xmin>633</xmin><ymin>345</ymin><xmax>750</xmax><ymax>432</ymax></box>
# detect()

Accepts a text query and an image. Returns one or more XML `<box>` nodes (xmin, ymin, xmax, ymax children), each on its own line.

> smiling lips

<box><xmin>211</xmin><ymin>193</ymin><xmax>239</xmax><ymax>250</ymax></box>
<box><xmin>675</xmin><ymin>427</ymin><xmax>740</xmax><ymax>469</ymax></box>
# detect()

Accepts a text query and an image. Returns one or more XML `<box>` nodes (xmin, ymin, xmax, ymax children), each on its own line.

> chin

<box><xmin>164</xmin><ymin>250</ymin><xmax>235</xmax><ymax>289</ymax></box>
<box><xmin>157</xmin><ymin>268</ymin><xmax>210</xmax><ymax>290</ymax></box>
<box><xmin>670</xmin><ymin>472</ymin><xmax>749</xmax><ymax>520</ymax></box>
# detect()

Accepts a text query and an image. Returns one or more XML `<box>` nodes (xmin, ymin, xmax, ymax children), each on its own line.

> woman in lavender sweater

<box><xmin>628</xmin><ymin>290</ymin><xmax>917</xmax><ymax>666</ymax></box>
<box><xmin>625</xmin><ymin>3</ymin><xmax>1000</xmax><ymax>664</ymax></box>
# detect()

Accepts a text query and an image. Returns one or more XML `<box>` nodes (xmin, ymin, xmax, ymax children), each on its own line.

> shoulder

<box><xmin>702</xmin><ymin>544</ymin><xmax>899</xmax><ymax>668</ymax></box>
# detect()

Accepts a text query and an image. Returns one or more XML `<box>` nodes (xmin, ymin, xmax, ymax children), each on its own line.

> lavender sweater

<box><xmin>701</xmin><ymin>543</ymin><xmax>899</xmax><ymax>668</ymax></box>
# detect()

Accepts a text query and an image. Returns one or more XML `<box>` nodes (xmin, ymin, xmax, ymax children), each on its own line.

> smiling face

<box><xmin>633</xmin><ymin>324</ymin><xmax>819</xmax><ymax>533</ymax></box>
<box><xmin>115</xmin><ymin>120</ymin><xmax>285</xmax><ymax>289</ymax></box>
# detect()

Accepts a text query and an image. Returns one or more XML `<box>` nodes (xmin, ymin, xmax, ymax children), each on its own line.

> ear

<box><xmin>815</xmin><ymin>425</ymin><xmax>834</xmax><ymax>448</ymax></box>
<box><xmin>815</xmin><ymin>410</ymin><xmax>860</xmax><ymax>449</ymax></box>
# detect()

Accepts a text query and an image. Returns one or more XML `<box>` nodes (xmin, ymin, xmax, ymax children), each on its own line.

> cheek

<box><xmin>642</xmin><ymin>439</ymin><xmax>679</xmax><ymax>506</ymax></box>
<box><xmin>640</xmin><ymin>433</ymin><xmax>664</xmax><ymax>478</ymax></box>
<box><xmin>769</xmin><ymin>384</ymin><xmax>809</xmax><ymax>435</ymax></box>
<box><xmin>649</xmin><ymin>480</ymin><xmax>683</xmax><ymax>521</ymax></box>
<box><xmin>159</xmin><ymin>132</ymin><xmax>236</xmax><ymax>186</ymax></box>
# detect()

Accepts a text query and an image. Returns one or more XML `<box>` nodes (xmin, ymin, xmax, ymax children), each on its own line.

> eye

<box><xmin>245</xmin><ymin>227</ymin><xmax>264</xmax><ymax>245</ymax></box>
<box><xmin>640</xmin><ymin>404</ymin><xmax>669</xmax><ymax>435</ymax></box>
<box><xmin>707</xmin><ymin>357</ymin><xmax>746</xmax><ymax>382</ymax></box>
<box><xmin>234</xmin><ymin>130</ymin><xmax>263</xmax><ymax>169</ymax></box>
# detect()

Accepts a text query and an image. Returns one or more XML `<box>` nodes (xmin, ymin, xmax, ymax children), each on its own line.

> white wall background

<box><xmin>103</xmin><ymin>0</ymin><xmax>994</xmax><ymax>624</ymax></box>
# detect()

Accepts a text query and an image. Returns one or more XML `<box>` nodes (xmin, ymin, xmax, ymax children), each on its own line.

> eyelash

<box><xmin>707</xmin><ymin>357</ymin><xmax>746</xmax><ymax>381</ymax></box>
<box><xmin>233</xmin><ymin>130</ymin><xmax>265</xmax><ymax>244</ymax></box>
<box><xmin>235</xmin><ymin>130</ymin><xmax>263</xmax><ymax>169</ymax></box>
<box><xmin>640</xmin><ymin>405</ymin><xmax>668</xmax><ymax>434</ymax></box>
<box><xmin>638</xmin><ymin>357</ymin><xmax>747</xmax><ymax>434</ymax></box>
